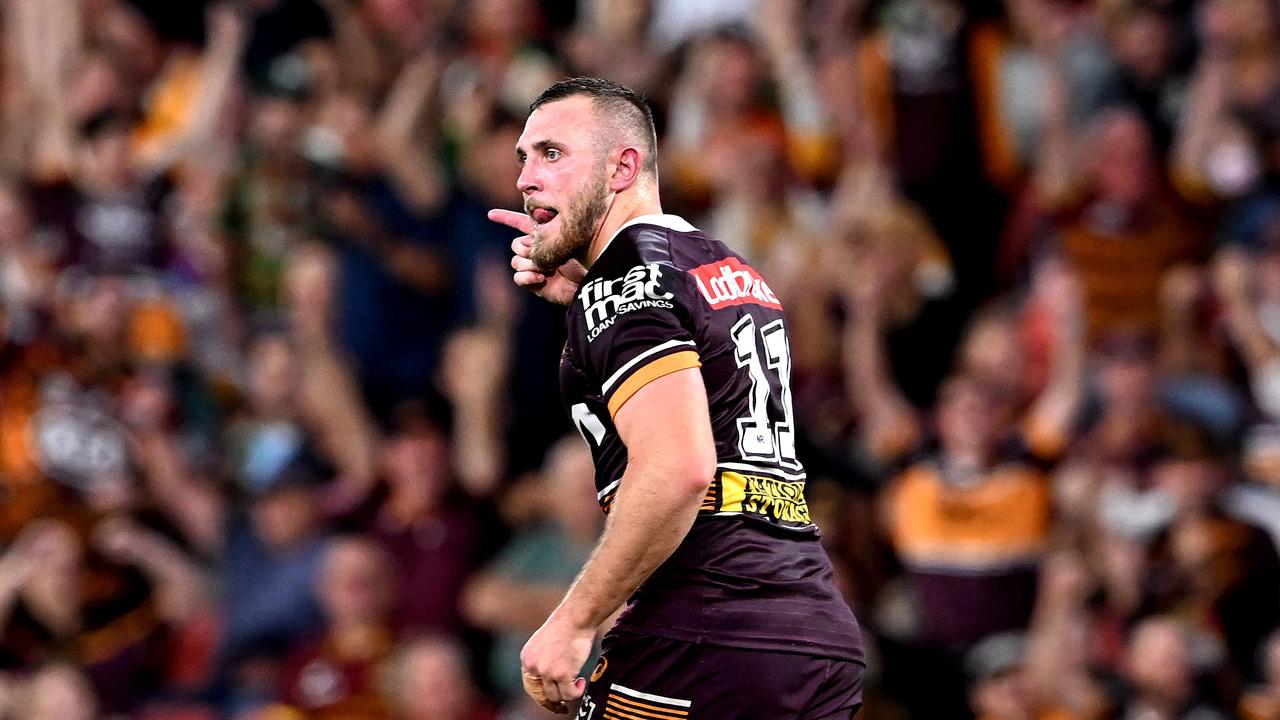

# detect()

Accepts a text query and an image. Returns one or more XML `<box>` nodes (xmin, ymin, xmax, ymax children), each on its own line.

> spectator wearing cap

<box><xmin>120</xmin><ymin>352</ymin><xmax>337</xmax><ymax>713</ymax></box>
<box><xmin>239</xmin><ymin>0</ymin><xmax>332</xmax><ymax>88</ymax></box>
<box><xmin>215</xmin><ymin>441</ymin><xmax>333</xmax><ymax>714</ymax></box>
<box><xmin>967</xmin><ymin>629</ymin><xmax>1107</xmax><ymax>720</ymax></box>
<box><xmin>966</xmin><ymin>632</ymin><xmax>1039</xmax><ymax>720</ymax></box>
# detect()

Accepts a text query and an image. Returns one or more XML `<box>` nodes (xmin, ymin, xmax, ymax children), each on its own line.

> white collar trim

<box><xmin>597</xmin><ymin>213</ymin><xmax>697</xmax><ymax>258</ymax></box>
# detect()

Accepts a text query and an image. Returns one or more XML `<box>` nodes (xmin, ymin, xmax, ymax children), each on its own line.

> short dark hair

<box><xmin>530</xmin><ymin>77</ymin><xmax>658</xmax><ymax>173</ymax></box>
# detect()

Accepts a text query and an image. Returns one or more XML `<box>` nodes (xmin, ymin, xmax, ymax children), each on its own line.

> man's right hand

<box><xmin>489</xmin><ymin>209</ymin><xmax>585</xmax><ymax>306</ymax></box>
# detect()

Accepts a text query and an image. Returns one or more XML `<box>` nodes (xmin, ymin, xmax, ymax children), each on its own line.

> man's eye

<box><xmin>546</xmin><ymin>149</ymin><xmax>562</xmax><ymax>161</ymax></box>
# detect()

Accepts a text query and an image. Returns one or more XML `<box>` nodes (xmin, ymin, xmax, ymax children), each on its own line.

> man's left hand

<box><xmin>520</xmin><ymin>613</ymin><xmax>594</xmax><ymax>714</ymax></box>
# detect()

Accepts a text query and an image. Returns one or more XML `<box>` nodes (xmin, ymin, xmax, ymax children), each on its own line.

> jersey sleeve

<box><xmin>577</xmin><ymin>261</ymin><xmax>702</xmax><ymax>418</ymax></box>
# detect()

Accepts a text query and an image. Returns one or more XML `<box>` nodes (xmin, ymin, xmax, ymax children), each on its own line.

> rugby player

<box><xmin>489</xmin><ymin>77</ymin><xmax>864</xmax><ymax>719</ymax></box>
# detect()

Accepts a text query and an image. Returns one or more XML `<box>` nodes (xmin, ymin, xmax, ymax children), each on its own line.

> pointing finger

<box><xmin>488</xmin><ymin>208</ymin><xmax>535</xmax><ymax>234</ymax></box>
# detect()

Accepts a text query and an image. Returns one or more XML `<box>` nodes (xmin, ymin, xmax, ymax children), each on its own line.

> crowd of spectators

<box><xmin>2</xmin><ymin>0</ymin><xmax>1280</xmax><ymax>718</ymax></box>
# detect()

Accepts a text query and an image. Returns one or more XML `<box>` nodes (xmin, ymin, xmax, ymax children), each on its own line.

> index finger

<box><xmin>488</xmin><ymin>208</ymin><xmax>534</xmax><ymax>234</ymax></box>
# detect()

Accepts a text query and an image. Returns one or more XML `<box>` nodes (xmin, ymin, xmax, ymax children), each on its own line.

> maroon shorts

<box><xmin>578</xmin><ymin>631</ymin><xmax>863</xmax><ymax>720</ymax></box>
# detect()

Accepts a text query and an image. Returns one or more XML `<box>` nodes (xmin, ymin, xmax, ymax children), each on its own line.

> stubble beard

<box><xmin>529</xmin><ymin>173</ymin><xmax>609</xmax><ymax>271</ymax></box>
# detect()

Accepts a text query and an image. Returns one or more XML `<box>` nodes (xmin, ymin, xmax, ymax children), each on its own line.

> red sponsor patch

<box><xmin>688</xmin><ymin>257</ymin><xmax>782</xmax><ymax>310</ymax></box>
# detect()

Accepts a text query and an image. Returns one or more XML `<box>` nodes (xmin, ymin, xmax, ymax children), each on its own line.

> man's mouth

<box><xmin>529</xmin><ymin>207</ymin><xmax>558</xmax><ymax>226</ymax></box>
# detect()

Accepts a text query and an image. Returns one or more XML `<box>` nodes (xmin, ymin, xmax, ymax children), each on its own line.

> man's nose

<box><xmin>517</xmin><ymin>162</ymin><xmax>540</xmax><ymax>195</ymax></box>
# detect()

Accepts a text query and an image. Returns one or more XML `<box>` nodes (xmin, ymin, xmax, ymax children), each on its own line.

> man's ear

<box><xmin>609</xmin><ymin>147</ymin><xmax>643</xmax><ymax>192</ymax></box>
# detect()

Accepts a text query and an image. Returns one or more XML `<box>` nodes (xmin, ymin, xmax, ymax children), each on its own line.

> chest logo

<box><xmin>579</xmin><ymin>263</ymin><xmax>674</xmax><ymax>341</ymax></box>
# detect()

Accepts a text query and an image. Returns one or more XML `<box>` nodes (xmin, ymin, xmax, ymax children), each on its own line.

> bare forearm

<box><xmin>844</xmin><ymin>310</ymin><xmax>917</xmax><ymax>457</ymax></box>
<box><xmin>552</xmin><ymin>467</ymin><xmax>707</xmax><ymax>631</ymax></box>
<box><xmin>374</xmin><ymin>56</ymin><xmax>447</xmax><ymax>212</ymax></box>
<box><xmin>1171</xmin><ymin>61</ymin><xmax>1228</xmax><ymax>193</ymax></box>
<box><xmin>295</xmin><ymin>340</ymin><xmax>380</xmax><ymax>487</ymax></box>
<box><xmin>771</xmin><ymin>49</ymin><xmax>827</xmax><ymax>134</ymax></box>
<box><xmin>1160</xmin><ymin>306</ymin><xmax>1198</xmax><ymax>374</ymax></box>
<box><xmin>137</xmin><ymin>435</ymin><xmax>225</xmax><ymax>555</ymax></box>
<box><xmin>124</xmin><ymin>535</ymin><xmax>209</xmax><ymax>622</ymax></box>
<box><xmin>464</xmin><ymin>576</ymin><xmax>567</xmax><ymax>633</ymax></box>
<box><xmin>1223</xmin><ymin>299</ymin><xmax>1280</xmax><ymax>370</ymax></box>
<box><xmin>844</xmin><ymin>312</ymin><xmax>887</xmax><ymax>410</ymax></box>
<box><xmin>1032</xmin><ymin>71</ymin><xmax>1076</xmax><ymax>208</ymax></box>
<box><xmin>452</xmin><ymin>403</ymin><xmax>503</xmax><ymax>497</ymax></box>
<box><xmin>323</xmin><ymin>1</ymin><xmax>383</xmax><ymax>93</ymax></box>
<box><xmin>184</xmin><ymin>26</ymin><xmax>245</xmax><ymax>150</ymax></box>
<box><xmin>1030</xmin><ymin>303</ymin><xmax>1085</xmax><ymax>438</ymax></box>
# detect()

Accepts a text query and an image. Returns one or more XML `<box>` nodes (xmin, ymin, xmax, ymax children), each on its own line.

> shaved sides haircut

<box><xmin>530</xmin><ymin>77</ymin><xmax>659</xmax><ymax>173</ymax></box>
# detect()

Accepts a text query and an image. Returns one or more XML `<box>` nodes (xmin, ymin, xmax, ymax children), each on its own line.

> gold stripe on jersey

<box><xmin>607</xmin><ymin>351</ymin><xmax>701</xmax><ymax>418</ymax></box>
<box><xmin>699</xmin><ymin>480</ymin><xmax>718</xmax><ymax>511</ymax></box>
<box><xmin>601</xmin><ymin>707</ymin><xmax>680</xmax><ymax>717</ymax></box>
<box><xmin>606</xmin><ymin>694</ymin><xmax>689</xmax><ymax>719</ymax></box>
<box><xmin>606</xmin><ymin>348</ymin><xmax>701</xmax><ymax>415</ymax></box>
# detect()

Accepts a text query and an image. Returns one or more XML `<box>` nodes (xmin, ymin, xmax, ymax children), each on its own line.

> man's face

<box><xmin>1087</xmin><ymin>112</ymin><xmax>1155</xmax><ymax>207</ymax></box>
<box><xmin>251</xmin><ymin>486</ymin><xmax>318</xmax><ymax>549</ymax></box>
<box><xmin>516</xmin><ymin>96</ymin><xmax>612</xmax><ymax>270</ymax></box>
<box><xmin>1126</xmin><ymin>620</ymin><xmax>1191</xmax><ymax>704</ymax></box>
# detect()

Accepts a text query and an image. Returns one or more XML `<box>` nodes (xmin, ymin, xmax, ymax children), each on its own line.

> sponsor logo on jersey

<box><xmin>579</xmin><ymin>263</ymin><xmax>675</xmax><ymax>341</ymax></box>
<box><xmin>590</xmin><ymin>656</ymin><xmax>608</xmax><ymax>682</ymax></box>
<box><xmin>688</xmin><ymin>257</ymin><xmax>782</xmax><ymax>310</ymax></box>
<box><xmin>718</xmin><ymin>471</ymin><xmax>813</xmax><ymax>525</ymax></box>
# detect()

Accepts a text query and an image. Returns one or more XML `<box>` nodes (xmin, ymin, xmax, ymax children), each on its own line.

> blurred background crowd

<box><xmin>2</xmin><ymin>0</ymin><xmax>1280</xmax><ymax>718</ymax></box>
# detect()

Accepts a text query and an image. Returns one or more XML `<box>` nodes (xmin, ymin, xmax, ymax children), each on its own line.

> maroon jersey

<box><xmin>560</xmin><ymin>214</ymin><xmax>864</xmax><ymax>661</ymax></box>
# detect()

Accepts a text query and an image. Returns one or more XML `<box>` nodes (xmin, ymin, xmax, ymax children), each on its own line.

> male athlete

<box><xmin>489</xmin><ymin>78</ymin><xmax>864</xmax><ymax>719</ymax></box>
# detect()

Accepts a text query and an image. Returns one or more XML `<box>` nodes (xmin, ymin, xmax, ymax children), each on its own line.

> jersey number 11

<box><xmin>731</xmin><ymin>315</ymin><xmax>800</xmax><ymax>468</ymax></box>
